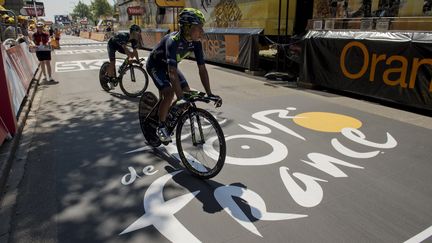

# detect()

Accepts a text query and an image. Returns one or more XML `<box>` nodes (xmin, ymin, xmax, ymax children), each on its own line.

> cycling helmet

<box><xmin>129</xmin><ymin>24</ymin><xmax>141</xmax><ymax>33</ymax></box>
<box><xmin>36</xmin><ymin>22</ymin><xmax>44</xmax><ymax>27</ymax></box>
<box><xmin>178</xmin><ymin>8</ymin><xmax>205</xmax><ymax>26</ymax></box>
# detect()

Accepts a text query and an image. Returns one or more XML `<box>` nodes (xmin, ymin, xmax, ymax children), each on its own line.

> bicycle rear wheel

<box><xmin>120</xmin><ymin>65</ymin><xmax>149</xmax><ymax>97</ymax></box>
<box><xmin>139</xmin><ymin>92</ymin><xmax>161</xmax><ymax>147</ymax></box>
<box><xmin>99</xmin><ymin>62</ymin><xmax>111</xmax><ymax>92</ymax></box>
<box><xmin>176</xmin><ymin>108</ymin><xmax>226</xmax><ymax>179</ymax></box>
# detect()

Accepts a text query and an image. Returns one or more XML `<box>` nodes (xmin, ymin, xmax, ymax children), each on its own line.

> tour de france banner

<box><xmin>141</xmin><ymin>0</ymin><xmax>295</xmax><ymax>35</ymax></box>
<box><xmin>301</xmin><ymin>30</ymin><xmax>432</xmax><ymax>110</ymax></box>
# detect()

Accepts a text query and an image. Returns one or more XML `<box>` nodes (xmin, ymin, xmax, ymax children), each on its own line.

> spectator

<box><xmin>3</xmin><ymin>17</ymin><xmax>17</xmax><ymax>40</ymax></box>
<box><xmin>54</xmin><ymin>28</ymin><xmax>61</xmax><ymax>49</ymax></box>
<box><xmin>105</xmin><ymin>23</ymin><xmax>112</xmax><ymax>32</ymax></box>
<box><xmin>28</xmin><ymin>24</ymin><xmax>35</xmax><ymax>41</ymax></box>
<box><xmin>49</xmin><ymin>26</ymin><xmax>54</xmax><ymax>37</ymax></box>
<box><xmin>32</xmin><ymin>22</ymin><xmax>54</xmax><ymax>82</ymax></box>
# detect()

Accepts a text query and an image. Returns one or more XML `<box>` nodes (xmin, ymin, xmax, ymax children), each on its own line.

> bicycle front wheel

<box><xmin>176</xmin><ymin>108</ymin><xmax>226</xmax><ymax>179</ymax></box>
<box><xmin>120</xmin><ymin>65</ymin><xmax>149</xmax><ymax>97</ymax></box>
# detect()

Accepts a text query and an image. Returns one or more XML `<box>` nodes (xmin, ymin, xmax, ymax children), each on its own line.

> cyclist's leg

<box><xmin>177</xmin><ymin>69</ymin><xmax>190</xmax><ymax>92</ymax></box>
<box><xmin>146</xmin><ymin>63</ymin><xmax>173</xmax><ymax>142</ymax></box>
<box><xmin>107</xmin><ymin>43</ymin><xmax>116</xmax><ymax>78</ymax></box>
<box><xmin>158</xmin><ymin>86</ymin><xmax>174</xmax><ymax>142</ymax></box>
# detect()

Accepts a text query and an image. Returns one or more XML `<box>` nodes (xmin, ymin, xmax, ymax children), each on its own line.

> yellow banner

<box><xmin>155</xmin><ymin>0</ymin><xmax>185</xmax><ymax>7</ymax></box>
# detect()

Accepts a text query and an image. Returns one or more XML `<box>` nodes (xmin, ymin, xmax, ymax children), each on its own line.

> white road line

<box><xmin>55</xmin><ymin>57</ymin><xmax>147</xmax><ymax>73</ymax></box>
<box><xmin>58</xmin><ymin>44</ymin><xmax>107</xmax><ymax>48</ymax></box>
<box><xmin>405</xmin><ymin>225</ymin><xmax>432</xmax><ymax>243</ymax></box>
<box><xmin>55</xmin><ymin>49</ymin><xmax>106</xmax><ymax>55</ymax></box>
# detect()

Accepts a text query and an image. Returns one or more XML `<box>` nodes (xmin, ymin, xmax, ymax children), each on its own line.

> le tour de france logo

<box><xmin>119</xmin><ymin>107</ymin><xmax>398</xmax><ymax>242</ymax></box>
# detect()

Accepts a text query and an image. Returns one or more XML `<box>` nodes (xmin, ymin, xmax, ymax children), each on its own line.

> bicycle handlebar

<box><xmin>184</xmin><ymin>91</ymin><xmax>222</xmax><ymax>107</ymax></box>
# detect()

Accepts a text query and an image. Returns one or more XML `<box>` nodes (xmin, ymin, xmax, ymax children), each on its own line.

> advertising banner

<box><xmin>0</xmin><ymin>45</ymin><xmax>18</xmax><ymax>135</ymax></box>
<box><xmin>0</xmin><ymin>117</ymin><xmax>10</xmax><ymax>145</ymax></box>
<box><xmin>54</xmin><ymin>15</ymin><xmax>71</xmax><ymax>25</ymax></box>
<box><xmin>6</xmin><ymin>44</ymin><xmax>33</xmax><ymax>90</ymax></box>
<box><xmin>127</xmin><ymin>6</ymin><xmax>145</xmax><ymax>16</ymax></box>
<box><xmin>189</xmin><ymin>28</ymin><xmax>262</xmax><ymax>70</ymax></box>
<box><xmin>301</xmin><ymin>30</ymin><xmax>432</xmax><ymax>110</ymax></box>
<box><xmin>139</xmin><ymin>0</ymin><xmax>294</xmax><ymax>35</ymax></box>
<box><xmin>313</xmin><ymin>0</ymin><xmax>425</xmax><ymax>18</ymax></box>
<box><xmin>156</xmin><ymin>0</ymin><xmax>185</xmax><ymax>7</ymax></box>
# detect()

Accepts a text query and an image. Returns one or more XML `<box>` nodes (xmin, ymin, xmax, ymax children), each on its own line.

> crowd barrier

<box><xmin>79</xmin><ymin>31</ymin><xmax>91</xmax><ymax>39</ymax></box>
<box><xmin>198</xmin><ymin>28</ymin><xmax>263</xmax><ymax>70</ymax></box>
<box><xmin>0</xmin><ymin>42</ymin><xmax>38</xmax><ymax>144</ymax></box>
<box><xmin>301</xmin><ymin>30</ymin><xmax>432</xmax><ymax>111</ymax></box>
<box><xmin>91</xmin><ymin>33</ymin><xmax>106</xmax><ymax>42</ymax></box>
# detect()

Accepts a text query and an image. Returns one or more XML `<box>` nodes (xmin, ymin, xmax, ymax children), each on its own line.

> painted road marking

<box><xmin>55</xmin><ymin>49</ymin><xmax>106</xmax><ymax>55</ymax></box>
<box><xmin>55</xmin><ymin>58</ymin><xmax>147</xmax><ymax>73</ymax></box>
<box><xmin>405</xmin><ymin>225</ymin><xmax>432</xmax><ymax>243</ymax></box>
<box><xmin>55</xmin><ymin>59</ymin><xmax>121</xmax><ymax>73</ymax></box>
<box><xmin>293</xmin><ymin>112</ymin><xmax>362</xmax><ymax>133</ymax></box>
<box><xmin>59</xmin><ymin>44</ymin><xmax>107</xmax><ymax>48</ymax></box>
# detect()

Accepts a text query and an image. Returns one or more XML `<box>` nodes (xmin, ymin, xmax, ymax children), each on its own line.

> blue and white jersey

<box><xmin>148</xmin><ymin>31</ymin><xmax>205</xmax><ymax>68</ymax></box>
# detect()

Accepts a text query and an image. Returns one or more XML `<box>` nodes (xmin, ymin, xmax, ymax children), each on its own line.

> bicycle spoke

<box><xmin>176</xmin><ymin>109</ymin><xmax>225</xmax><ymax>178</ymax></box>
<box><xmin>120</xmin><ymin>65</ymin><xmax>148</xmax><ymax>97</ymax></box>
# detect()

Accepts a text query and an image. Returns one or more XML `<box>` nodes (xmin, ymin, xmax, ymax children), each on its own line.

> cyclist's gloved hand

<box><xmin>175</xmin><ymin>96</ymin><xmax>190</xmax><ymax>106</ymax></box>
<box><xmin>208</xmin><ymin>94</ymin><xmax>222</xmax><ymax>108</ymax></box>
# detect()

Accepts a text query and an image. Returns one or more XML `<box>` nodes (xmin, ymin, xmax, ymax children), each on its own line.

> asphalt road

<box><xmin>1</xmin><ymin>35</ymin><xmax>432</xmax><ymax>243</ymax></box>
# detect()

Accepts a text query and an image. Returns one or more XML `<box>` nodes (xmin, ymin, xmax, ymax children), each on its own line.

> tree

<box><xmin>91</xmin><ymin>0</ymin><xmax>113</xmax><ymax>19</ymax></box>
<box><xmin>71</xmin><ymin>1</ymin><xmax>93</xmax><ymax>21</ymax></box>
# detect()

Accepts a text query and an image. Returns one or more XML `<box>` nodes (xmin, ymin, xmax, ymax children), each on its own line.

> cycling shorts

<box><xmin>107</xmin><ymin>41</ymin><xmax>125</xmax><ymax>61</ymax></box>
<box><xmin>146</xmin><ymin>60</ymin><xmax>188</xmax><ymax>91</ymax></box>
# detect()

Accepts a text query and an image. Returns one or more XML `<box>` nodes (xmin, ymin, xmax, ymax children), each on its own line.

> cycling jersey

<box><xmin>107</xmin><ymin>32</ymin><xmax>138</xmax><ymax>61</ymax></box>
<box><xmin>108</xmin><ymin>32</ymin><xmax>138</xmax><ymax>49</ymax></box>
<box><xmin>147</xmin><ymin>31</ymin><xmax>205</xmax><ymax>68</ymax></box>
<box><xmin>146</xmin><ymin>32</ymin><xmax>205</xmax><ymax>90</ymax></box>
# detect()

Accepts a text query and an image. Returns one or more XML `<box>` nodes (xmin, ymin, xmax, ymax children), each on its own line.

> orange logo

<box><xmin>340</xmin><ymin>41</ymin><xmax>432</xmax><ymax>91</ymax></box>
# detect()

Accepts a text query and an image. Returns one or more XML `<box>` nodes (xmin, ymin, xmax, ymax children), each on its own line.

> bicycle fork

<box><xmin>189</xmin><ymin>111</ymin><xmax>205</xmax><ymax>146</ymax></box>
<box><xmin>130</xmin><ymin>67</ymin><xmax>136</xmax><ymax>82</ymax></box>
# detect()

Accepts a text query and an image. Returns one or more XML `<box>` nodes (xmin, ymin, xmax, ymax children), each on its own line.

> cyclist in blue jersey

<box><xmin>146</xmin><ymin>8</ymin><xmax>222</xmax><ymax>143</ymax></box>
<box><xmin>106</xmin><ymin>24</ymin><xmax>142</xmax><ymax>88</ymax></box>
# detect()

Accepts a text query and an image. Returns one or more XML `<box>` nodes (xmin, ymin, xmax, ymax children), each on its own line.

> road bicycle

<box><xmin>138</xmin><ymin>91</ymin><xmax>226</xmax><ymax>179</ymax></box>
<box><xmin>99</xmin><ymin>58</ymin><xmax>149</xmax><ymax>97</ymax></box>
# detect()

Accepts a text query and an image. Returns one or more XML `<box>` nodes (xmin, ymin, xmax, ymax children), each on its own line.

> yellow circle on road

<box><xmin>293</xmin><ymin>112</ymin><xmax>362</xmax><ymax>132</ymax></box>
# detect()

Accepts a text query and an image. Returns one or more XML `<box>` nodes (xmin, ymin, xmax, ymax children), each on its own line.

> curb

<box><xmin>0</xmin><ymin>70</ymin><xmax>40</xmax><ymax>202</ymax></box>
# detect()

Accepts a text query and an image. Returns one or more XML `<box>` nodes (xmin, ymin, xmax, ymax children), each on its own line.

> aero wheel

<box><xmin>120</xmin><ymin>65</ymin><xmax>149</xmax><ymax>97</ymax></box>
<box><xmin>139</xmin><ymin>92</ymin><xmax>161</xmax><ymax>147</ymax></box>
<box><xmin>99</xmin><ymin>62</ymin><xmax>111</xmax><ymax>92</ymax></box>
<box><xmin>176</xmin><ymin>108</ymin><xmax>226</xmax><ymax>179</ymax></box>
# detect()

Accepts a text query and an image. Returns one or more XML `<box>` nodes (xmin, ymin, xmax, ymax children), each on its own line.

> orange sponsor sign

<box><xmin>224</xmin><ymin>35</ymin><xmax>239</xmax><ymax>64</ymax></box>
<box><xmin>155</xmin><ymin>0</ymin><xmax>185</xmax><ymax>7</ymax></box>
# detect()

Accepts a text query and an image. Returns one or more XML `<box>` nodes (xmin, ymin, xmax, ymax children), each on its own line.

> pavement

<box><xmin>0</xmin><ymin>35</ymin><xmax>432</xmax><ymax>243</ymax></box>
<box><xmin>0</xmin><ymin>66</ymin><xmax>40</xmax><ymax>205</ymax></box>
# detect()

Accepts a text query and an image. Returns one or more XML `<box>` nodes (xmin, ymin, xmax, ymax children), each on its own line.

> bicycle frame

<box><xmin>145</xmin><ymin>99</ymin><xmax>205</xmax><ymax>141</ymax></box>
<box><xmin>111</xmin><ymin>57</ymin><xmax>145</xmax><ymax>80</ymax></box>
